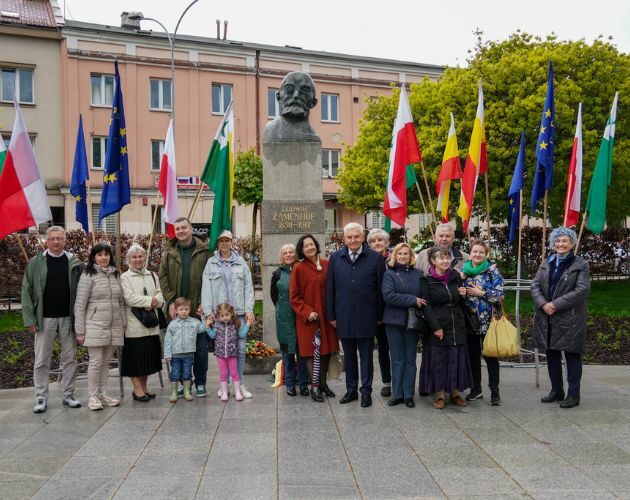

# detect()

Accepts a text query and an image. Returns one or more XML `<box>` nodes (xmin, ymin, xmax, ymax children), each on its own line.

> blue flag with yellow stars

<box><xmin>70</xmin><ymin>114</ymin><xmax>89</xmax><ymax>233</ymax></box>
<box><xmin>100</xmin><ymin>60</ymin><xmax>130</xmax><ymax>221</ymax></box>
<box><xmin>531</xmin><ymin>61</ymin><xmax>555</xmax><ymax>212</ymax></box>
<box><xmin>508</xmin><ymin>131</ymin><xmax>526</xmax><ymax>243</ymax></box>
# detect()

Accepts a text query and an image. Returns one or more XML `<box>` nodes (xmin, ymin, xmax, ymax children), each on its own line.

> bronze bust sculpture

<box><xmin>263</xmin><ymin>71</ymin><xmax>321</xmax><ymax>143</ymax></box>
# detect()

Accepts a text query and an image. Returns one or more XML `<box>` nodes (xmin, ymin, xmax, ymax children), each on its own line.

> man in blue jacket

<box><xmin>326</xmin><ymin>223</ymin><xmax>385</xmax><ymax>407</ymax></box>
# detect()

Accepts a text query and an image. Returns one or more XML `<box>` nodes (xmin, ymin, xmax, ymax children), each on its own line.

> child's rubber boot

<box><xmin>183</xmin><ymin>381</ymin><xmax>194</xmax><ymax>401</ymax></box>
<box><xmin>220</xmin><ymin>382</ymin><xmax>229</xmax><ymax>402</ymax></box>
<box><xmin>169</xmin><ymin>382</ymin><xmax>178</xmax><ymax>403</ymax></box>
<box><xmin>233</xmin><ymin>381</ymin><xmax>244</xmax><ymax>401</ymax></box>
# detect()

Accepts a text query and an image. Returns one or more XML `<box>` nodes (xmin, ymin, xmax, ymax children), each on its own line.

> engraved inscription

<box><xmin>262</xmin><ymin>201</ymin><xmax>325</xmax><ymax>234</ymax></box>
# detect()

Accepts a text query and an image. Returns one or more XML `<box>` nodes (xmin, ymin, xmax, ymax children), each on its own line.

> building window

<box><xmin>267</xmin><ymin>88</ymin><xmax>279</xmax><ymax>118</ymax></box>
<box><xmin>321</xmin><ymin>93</ymin><xmax>339</xmax><ymax>122</ymax></box>
<box><xmin>91</xmin><ymin>74</ymin><xmax>114</xmax><ymax>106</ymax></box>
<box><xmin>151</xmin><ymin>140</ymin><xmax>164</xmax><ymax>171</ymax></box>
<box><xmin>91</xmin><ymin>204</ymin><xmax>116</xmax><ymax>233</ymax></box>
<box><xmin>324</xmin><ymin>208</ymin><xmax>337</xmax><ymax>234</ymax></box>
<box><xmin>1</xmin><ymin>133</ymin><xmax>9</xmax><ymax>149</ymax></box>
<box><xmin>211</xmin><ymin>83</ymin><xmax>232</xmax><ymax>114</ymax></box>
<box><xmin>369</xmin><ymin>210</ymin><xmax>386</xmax><ymax>229</ymax></box>
<box><xmin>151</xmin><ymin>205</ymin><xmax>165</xmax><ymax>234</ymax></box>
<box><xmin>150</xmin><ymin>78</ymin><xmax>172</xmax><ymax>111</ymax></box>
<box><xmin>1</xmin><ymin>67</ymin><xmax>34</xmax><ymax>104</ymax></box>
<box><xmin>91</xmin><ymin>136</ymin><xmax>108</xmax><ymax>169</ymax></box>
<box><xmin>322</xmin><ymin>149</ymin><xmax>340</xmax><ymax>178</ymax></box>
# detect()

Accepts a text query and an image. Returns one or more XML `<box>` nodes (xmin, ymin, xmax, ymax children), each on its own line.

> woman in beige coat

<box><xmin>120</xmin><ymin>244</ymin><xmax>165</xmax><ymax>402</ymax></box>
<box><xmin>74</xmin><ymin>243</ymin><xmax>126</xmax><ymax>411</ymax></box>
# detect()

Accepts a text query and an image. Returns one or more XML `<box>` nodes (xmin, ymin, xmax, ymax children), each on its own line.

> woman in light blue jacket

<box><xmin>201</xmin><ymin>230</ymin><xmax>255</xmax><ymax>398</ymax></box>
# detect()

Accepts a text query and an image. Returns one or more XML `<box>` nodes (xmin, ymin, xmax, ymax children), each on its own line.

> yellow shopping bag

<box><xmin>483</xmin><ymin>302</ymin><xmax>520</xmax><ymax>358</ymax></box>
<box><xmin>271</xmin><ymin>359</ymin><xmax>284</xmax><ymax>388</ymax></box>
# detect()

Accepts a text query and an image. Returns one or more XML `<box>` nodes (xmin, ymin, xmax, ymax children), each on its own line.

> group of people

<box><xmin>272</xmin><ymin>222</ymin><xmax>590</xmax><ymax>410</ymax></box>
<box><xmin>22</xmin><ymin>217</ymin><xmax>255</xmax><ymax>413</ymax></box>
<box><xmin>22</xmin><ymin>217</ymin><xmax>590</xmax><ymax>414</ymax></box>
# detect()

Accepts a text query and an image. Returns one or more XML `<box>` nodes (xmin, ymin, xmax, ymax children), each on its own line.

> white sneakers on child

<box><xmin>240</xmin><ymin>385</ymin><xmax>253</xmax><ymax>399</ymax></box>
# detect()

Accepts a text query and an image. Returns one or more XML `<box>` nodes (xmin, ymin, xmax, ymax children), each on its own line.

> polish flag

<box><xmin>0</xmin><ymin>104</ymin><xmax>52</xmax><ymax>239</ymax></box>
<box><xmin>383</xmin><ymin>86</ymin><xmax>421</xmax><ymax>226</ymax></box>
<box><xmin>158</xmin><ymin>120</ymin><xmax>177</xmax><ymax>238</ymax></box>
<box><xmin>563</xmin><ymin>103</ymin><xmax>583</xmax><ymax>228</ymax></box>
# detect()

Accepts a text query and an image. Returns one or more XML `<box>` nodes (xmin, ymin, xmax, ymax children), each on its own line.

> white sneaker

<box><xmin>62</xmin><ymin>395</ymin><xmax>81</xmax><ymax>408</ymax></box>
<box><xmin>33</xmin><ymin>399</ymin><xmax>47</xmax><ymax>413</ymax></box>
<box><xmin>99</xmin><ymin>393</ymin><xmax>120</xmax><ymax>407</ymax></box>
<box><xmin>240</xmin><ymin>385</ymin><xmax>253</xmax><ymax>399</ymax></box>
<box><xmin>88</xmin><ymin>396</ymin><xmax>103</xmax><ymax>411</ymax></box>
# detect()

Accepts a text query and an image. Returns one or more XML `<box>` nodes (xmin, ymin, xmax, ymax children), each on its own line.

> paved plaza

<box><xmin>2</xmin><ymin>359</ymin><xmax>630</xmax><ymax>499</ymax></box>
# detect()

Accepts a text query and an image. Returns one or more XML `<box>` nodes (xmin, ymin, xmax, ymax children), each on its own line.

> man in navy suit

<box><xmin>326</xmin><ymin>223</ymin><xmax>385</xmax><ymax>408</ymax></box>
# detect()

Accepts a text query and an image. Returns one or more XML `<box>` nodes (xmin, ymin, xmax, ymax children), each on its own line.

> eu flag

<box><xmin>70</xmin><ymin>115</ymin><xmax>89</xmax><ymax>233</ymax></box>
<box><xmin>100</xmin><ymin>61</ymin><xmax>130</xmax><ymax>221</ymax></box>
<box><xmin>530</xmin><ymin>62</ymin><xmax>555</xmax><ymax>212</ymax></box>
<box><xmin>508</xmin><ymin>131</ymin><xmax>526</xmax><ymax>243</ymax></box>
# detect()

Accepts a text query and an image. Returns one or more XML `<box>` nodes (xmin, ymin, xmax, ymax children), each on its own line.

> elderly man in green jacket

<box><xmin>22</xmin><ymin>226</ymin><xmax>84</xmax><ymax>413</ymax></box>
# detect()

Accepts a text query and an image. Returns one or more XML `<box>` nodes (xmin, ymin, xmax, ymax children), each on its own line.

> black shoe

<box><xmin>361</xmin><ymin>394</ymin><xmax>372</xmax><ymax>408</ymax></box>
<box><xmin>145</xmin><ymin>392</ymin><xmax>156</xmax><ymax>399</ymax></box>
<box><xmin>388</xmin><ymin>397</ymin><xmax>404</xmax><ymax>406</ymax></box>
<box><xmin>404</xmin><ymin>398</ymin><xmax>415</xmax><ymax>408</ymax></box>
<box><xmin>466</xmin><ymin>389</ymin><xmax>483</xmax><ymax>401</ymax></box>
<box><xmin>490</xmin><ymin>391</ymin><xmax>502</xmax><ymax>406</ymax></box>
<box><xmin>132</xmin><ymin>392</ymin><xmax>150</xmax><ymax>402</ymax></box>
<box><xmin>321</xmin><ymin>385</ymin><xmax>336</xmax><ymax>398</ymax></box>
<box><xmin>559</xmin><ymin>395</ymin><xmax>580</xmax><ymax>408</ymax></box>
<box><xmin>286</xmin><ymin>387</ymin><xmax>297</xmax><ymax>397</ymax></box>
<box><xmin>541</xmin><ymin>389</ymin><xmax>565</xmax><ymax>403</ymax></box>
<box><xmin>381</xmin><ymin>385</ymin><xmax>391</xmax><ymax>397</ymax></box>
<box><xmin>311</xmin><ymin>388</ymin><xmax>324</xmax><ymax>402</ymax></box>
<box><xmin>300</xmin><ymin>387</ymin><xmax>310</xmax><ymax>396</ymax></box>
<box><xmin>339</xmin><ymin>392</ymin><xmax>358</xmax><ymax>404</ymax></box>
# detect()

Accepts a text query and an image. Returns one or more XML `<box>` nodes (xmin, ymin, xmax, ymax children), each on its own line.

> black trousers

<box><xmin>547</xmin><ymin>349</ymin><xmax>582</xmax><ymax>397</ymax></box>
<box><xmin>375</xmin><ymin>323</ymin><xmax>391</xmax><ymax>385</ymax></box>
<box><xmin>467</xmin><ymin>335</ymin><xmax>500</xmax><ymax>393</ymax></box>
<box><xmin>341</xmin><ymin>337</ymin><xmax>374</xmax><ymax>396</ymax></box>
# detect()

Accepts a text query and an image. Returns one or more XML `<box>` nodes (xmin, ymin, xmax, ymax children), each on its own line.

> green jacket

<box><xmin>270</xmin><ymin>265</ymin><xmax>297</xmax><ymax>353</ymax></box>
<box><xmin>21</xmin><ymin>251</ymin><xmax>85</xmax><ymax>330</ymax></box>
<box><xmin>159</xmin><ymin>236</ymin><xmax>211</xmax><ymax>316</ymax></box>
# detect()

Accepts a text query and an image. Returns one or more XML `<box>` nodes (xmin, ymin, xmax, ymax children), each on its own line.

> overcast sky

<box><xmin>63</xmin><ymin>0</ymin><xmax>630</xmax><ymax>67</ymax></box>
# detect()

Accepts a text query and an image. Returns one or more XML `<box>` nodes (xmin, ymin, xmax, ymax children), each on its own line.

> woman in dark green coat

<box><xmin>270</xmin><ymin>244</ymin><xmax>309</xmax><ymax>397</ymax></box>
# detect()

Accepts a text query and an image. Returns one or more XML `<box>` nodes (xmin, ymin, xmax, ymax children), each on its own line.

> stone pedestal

<box><xmin>261</xmin><ymin>141</ymin><xmax>325</xmax><ymax>349</ymax></box>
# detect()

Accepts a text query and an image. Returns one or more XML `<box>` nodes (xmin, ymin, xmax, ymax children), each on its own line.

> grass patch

<box><xmin>254</xmin><ymin>300</ymin><xmax>263</xmax><ymax>318</ymax></box>
<box><xmin>0</xmin><ymin>312</ymin><xmax>23</xmax><ymax>333</ymax></box>
<box><xmin>504</xmin><ymin>280</ymin><xmax>629</xmax><ymax>317</ymax></box>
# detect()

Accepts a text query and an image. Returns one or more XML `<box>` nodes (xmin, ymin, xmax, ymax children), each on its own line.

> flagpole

<box><xmin>414</xmin><ymin>180</ymin><xmax>435</xmax><ymax>240</ymax></box>
<box><xmin>575</xmin><ymin>210</ymin><xmax>588</xmax><ymax>254</ymax></box>
<box><xmin>419</xmin><ymin>159</ymin><xmax>438</xmax><ymax>231</ymax></box>
<box><xmin>146</xmin><ymin>189</ymin><xmax>162</xmax><ymax>267</ymax></box>
<box><xmin>188</xmin><ymin>183</ymin><xmax>204</xmax><ymax>220</ymax></box>
<box><xmin>515</xmin><ymin>190</ymin><xmax>523</xmax><ymax>363</ymax></box>
<box><xmin>14</xmin><ymin>234</ymin><xmax>29</xmax><ymax>263</ymax></box>
<box><xmin>86</xmin><ymin>183</ymin><xmax>96</xmax><ymax>246</ymax></box>
<box><xmin>484</xmin><ymin>173</ymin><xmax>491</xmax><ymax>251</ymax></box>
<box><xmin>541</xmin><ymin>191</ymin><xmax>548</xmax><ymax>261</ymax></box>
<box><xmin>115</xmin><ymin>213</ymin><xmax>122</xmax><ymax>273</ymax></box>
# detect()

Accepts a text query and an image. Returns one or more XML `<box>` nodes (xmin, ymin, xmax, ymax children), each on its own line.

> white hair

<box><xmin>126</xmin><ymin>243</ymin><xmax>147</xmax><ymax>263</ymax></box>
<box><xmin>367</xmin><ymin>228</ymin><xmax>390</xmax><ymax>244</ymax></box>
<box><xmin>435</xmin><ymin>223</ymin><xmax>454</xmax><ymax>235</ymax></box>
<box><xmin>46</xmin><ymin>226</ymin><xmax>66</xmax><ymax>237</ymax></box>
<box><xmin>343</xmin><ymin>222</ymin><xmax>364</xmax><ymax>235</ymax></box>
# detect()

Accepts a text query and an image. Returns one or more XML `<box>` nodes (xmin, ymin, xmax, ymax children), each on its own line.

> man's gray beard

<box><xmin>281</xmin><ymin>104</ymin><xmax>308</xmax><ymax>119</ymax></box>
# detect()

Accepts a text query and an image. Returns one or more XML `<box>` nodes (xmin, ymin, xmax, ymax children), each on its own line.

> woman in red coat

<box><xmin>290</xmin><ymin>234</ymin><xmax>339</xmax><ymax>402</ymax></box>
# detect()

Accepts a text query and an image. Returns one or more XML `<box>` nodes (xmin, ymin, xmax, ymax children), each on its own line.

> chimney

<box><xmin>216</xmin><ymin>19</ymin><xmax>220</xmax><ymax>39</ymax></box>
<box><xmin>223</xmin><ymin>20</ymin><xmax>228</xmax><ymax>40</ymax></box>
<box><xmin>121</xmin><ymin>11</ymin><xmax>141</xmax><ymax>30</ymax></box>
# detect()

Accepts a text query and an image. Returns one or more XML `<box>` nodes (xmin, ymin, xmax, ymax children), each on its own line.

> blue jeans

<box><xmin>170</xmin><ymin>356</ymin><xmax>194</xmax><ymax>383</ymax></box>
<box><xmin>282</xmin><ymin>350</ymin><xmax>308</xmax><ymax>390</ymax></box>
<box><xmin>385</xmin><ymin>324</ymin><xmax>420</xmax><ymax>399</ymax></box>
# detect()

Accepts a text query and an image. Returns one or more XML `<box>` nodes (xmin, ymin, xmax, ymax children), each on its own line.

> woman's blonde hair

<box><xmin>388</xmin><ymin>242</ymin><xmax>416</xmax><ymax>267</ymax></box>
<box><xmin>278</xmin><ymin>243</ymin><xmax>296</xmax><ymax>264</ymax></box>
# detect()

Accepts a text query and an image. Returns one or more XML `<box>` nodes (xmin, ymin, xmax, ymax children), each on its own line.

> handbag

<box><xmin>483</xmin><ymin>302</ymin><xmax>520</xmax><ymax>358</ymax></box>
<box><xmin>130</xmin><ymin>272</ymin><xmax>162</xmax><ymax>329</ymax></box>
<box><xmin>394</xmin><ymin>272</ymin><xmax>428</xmax><ymax>334</ymax></box>
<box><xmin>461</xmin><ymin>302</ymin><xmax>481</xmax><ymax>335</ymax></box>
<box><xmin>327</xmin><ymin>352</ymin><xmax>343</xmax><ymax>380</ymax></box>
<box><xmin>148</xmin><ymin>272</ymin><xmax>168</xmax><ymax>330</ymax></box>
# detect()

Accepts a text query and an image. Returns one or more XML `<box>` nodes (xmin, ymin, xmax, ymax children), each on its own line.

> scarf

<box><xmin>462</xmin><ymin>259</ymin><xmax>490</xmax><ymax>277</ymax></box>
<box><xmin>429</xmin><ymin>265</ymin><xmax>451</xmax><ymax>285</ymax></box>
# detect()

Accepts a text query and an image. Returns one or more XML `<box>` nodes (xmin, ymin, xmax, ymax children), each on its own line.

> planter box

<box><xmin>244</xmin><ymin>354</ymin><xmax>281</xmax><ymax>375</ymax></box>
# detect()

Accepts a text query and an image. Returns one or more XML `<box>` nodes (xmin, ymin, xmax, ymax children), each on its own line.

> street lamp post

<box><xmin>128</xmin><ymin>0</ymin><xmax>199</xmax><ymax>136</ymax></box>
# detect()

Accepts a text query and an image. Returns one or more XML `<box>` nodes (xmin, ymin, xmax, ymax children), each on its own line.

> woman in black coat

<box><xmin>419</xmin><ymin>246</ymin><xmax>472</xmax><ymax>409</ymax></box>
<box><xmin>531</xmin><ymin>226</ymin><xmax>590</xmax><ymax>408</ymax></box>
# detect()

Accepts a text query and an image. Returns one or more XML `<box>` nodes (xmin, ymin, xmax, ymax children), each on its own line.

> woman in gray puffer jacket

<box><xmin>74</xmin><ymin>243</ymin><xmax>126</xmax><ymax>411</ymax></box>
<box><xmin>531</xmin><ymin>227</ymin><xmax>590</xmax><ymax>409</ymax></box>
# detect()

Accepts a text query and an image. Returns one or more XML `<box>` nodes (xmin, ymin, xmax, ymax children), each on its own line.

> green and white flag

<box><xmin>586</xmin><ymin>92</ymin><xmax>618</xmax><ymax>234</ymax></box>
<box><xmin>200</xmin><ymin>102</ymin><xmax>234</xmax><ymax>250</ymax></box>
<box><xmin>0</xmin><ymin>138</ymin><xmax>6</xmax><ymax>175</ymax></box>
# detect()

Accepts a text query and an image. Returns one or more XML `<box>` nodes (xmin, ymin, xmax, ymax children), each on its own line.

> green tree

<box><xmin>338</xmin><ymin>32</ymin><xmax>630</xmax><ymax>228</ymax></box>
<box><xmin>233</xmin><ymin>148</ymin><xmax>263</xmax><ymax>246</ymax></box>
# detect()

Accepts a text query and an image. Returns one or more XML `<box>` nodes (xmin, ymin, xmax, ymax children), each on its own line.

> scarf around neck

<box><xmin>429</xmin><ymin>265</ymin><xmax>451</xmax><ymax>285</ymax></box>
<box><xmin>462</xmin><ymin>259</ymin><xmax>490</xmax><ymax>277</ymax></box>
